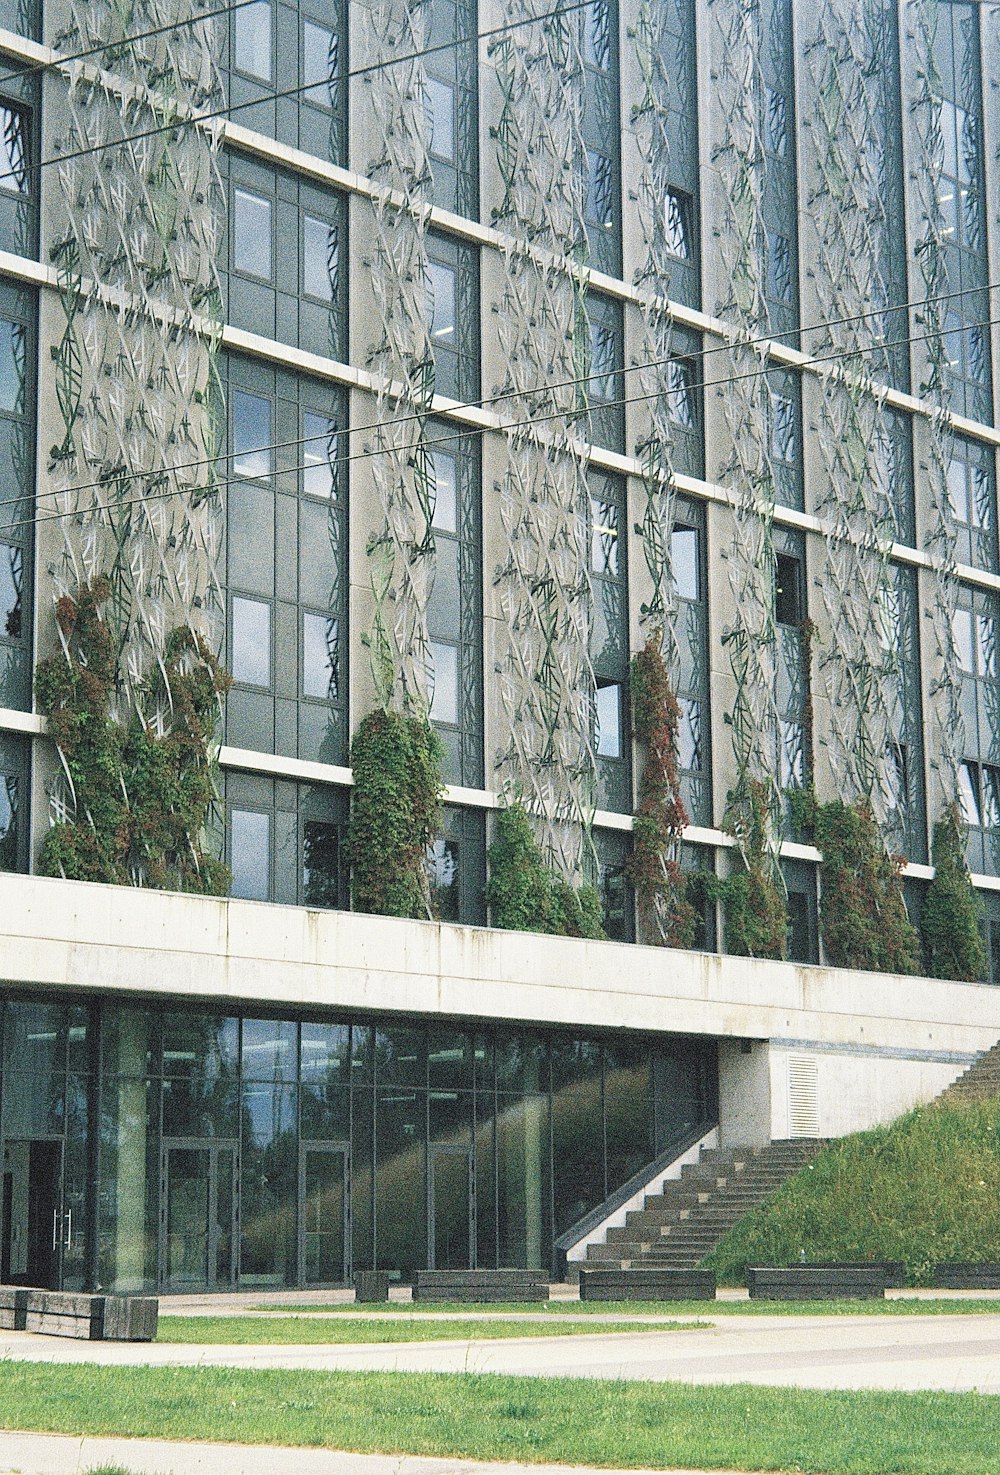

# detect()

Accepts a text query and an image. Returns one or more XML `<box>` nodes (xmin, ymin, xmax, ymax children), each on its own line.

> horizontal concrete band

<box><xmin>3</xmin><ymin>874</ymin><xmax>1000</xmax><ymax>1063</ymax></box>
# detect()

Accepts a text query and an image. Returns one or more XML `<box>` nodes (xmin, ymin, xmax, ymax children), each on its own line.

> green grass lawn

<box><xmin>706</xmin><ymin>1097</ymin><xmax>1000</xmax><ymax>1284</ymax></box>
<box><xmin>157</xmin><ymin>1314</ymin><xmax>701</xmax><ymax>1343</ymax></box>
<box><xmin>1</xmin><ymin>1363</ymin><xmax>997</xmax><ymax>1474</ymax></box>
<box><xmin>245</xmin><ymin>1296</ymin><xmax>1000</xmax><ymax>1317</ymax></box>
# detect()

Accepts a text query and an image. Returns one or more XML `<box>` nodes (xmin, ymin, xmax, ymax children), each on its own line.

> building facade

<box><xmin>2</xmin><ymin>0</ymin><xmax>1000</xmax><ymax>1293</ymax></box>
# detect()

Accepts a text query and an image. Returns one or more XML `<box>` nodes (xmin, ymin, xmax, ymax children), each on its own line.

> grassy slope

<box><xmin>1</xmin><ymin>1364</ymin><xmax>998</xmax><ymax>1474</ymax></box>
<box><xmin>705</xmin><ymin>1096</ymin><xmax>1000</xmax><ymax>1285</ymax></box>
<box><xmin>156</xmin><ymin>1315</ymin><xmax>697</xmax><ymax>1343</ymax></box>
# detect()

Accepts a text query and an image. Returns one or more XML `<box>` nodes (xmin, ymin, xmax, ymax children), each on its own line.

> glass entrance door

<box><xmin>0</xmin><ymin>1139</ymin><xmax>64</xmax><ymax>1288</ymax></box>
<box><xmin>161</xmin><ymin>1141</ymin><xmax>237</xmax><ymax>1290</ymax></box>
<box><xmin>299</xmin><ymin>1143</ymin><xmax>348</xmax><ymax>1286</ymax></box>
<box><xmin>429</xmin><ymin>1145</ymin><xmax>473</xmax><ymax>1269</ymax></box>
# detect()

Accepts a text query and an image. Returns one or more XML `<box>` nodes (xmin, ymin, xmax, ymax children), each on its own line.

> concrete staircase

<box><xmin>940</xmin><ymin>1040</ymin><xmax>1000</xmax><ymax>1104</ymax></box>
<box><xmin>583</xmin><ymin>1138</ymin><xmax>824</xmax><ymax>1271</ymax></box>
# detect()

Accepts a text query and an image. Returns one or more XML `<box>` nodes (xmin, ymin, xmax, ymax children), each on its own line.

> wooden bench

<box><xmin>790</xmin><ymin>1261</ymin><xmax>906</xmax><ymax>1289</ymax></box>
<box><xmin>747</xmin><ymin>1266</ymin><xmax>888</xmax><ymax>1300</ymax></box>
<box><xmin>579</xmin><ymin>1267</ymin><xmax>716</xmax><ymax>1301</ymax></box>
<box><xmin>412</xmin><ymin>1269</ymin><xmax>549</xmax><ymax>1303</ymax></box>
<box><xmin>2</xmin><ymin>1287</ymin><xmax>158</xmax><ymax>1341</ymax></box>
<box><xmin>932</xmin><ymin>1262</ymin><xmax>1000</xmax><ymax>1290</ymax></box>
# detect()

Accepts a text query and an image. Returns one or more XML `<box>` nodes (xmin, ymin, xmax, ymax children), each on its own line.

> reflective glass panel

<box><xmin>0</xmin><ymin>106</ymin><xmax>26</xmax><ymax>193</ymax></box>
<box><xmin>161</xmin><ymin>1012</ymin><xmax>238</xmax><ymax>1078</ymax></box>
<box><xmin>596</xmin><ymin>682</ymin><xmax>621</xmax><ymax>759</ymax></box>
<box><xmin>242</xmin><ymin>1018</ymin><xmax>297</xmax><ymax>1081</ymax></box>
<box><xmin>302</xmin><ymin>612</ymin><xmax>337</xmax><ymax>699</ymax></box>
<box><xmin>300</xmin><ymin>1021</ymin><xmax>351</xmax><ymax>1082</ymax></box>
<box><xmin>232</xmin><ymin>597</ymin><xmax>271</xmax><ymax>687</ymax></box>
<box><xmin>302</xmin><ymin>820</ymin><xmax>340</xmax><ymax>908</ymax></box>
<box><xmin>302</xmin><ymin>412</ymin><xmax>336</xmax><ymax>499</ymax></box>
<box><xmin>0</xmin><ymin>770</ymin><xmax>17</xmax><ymax>870</ymax></box>
<box><xmin>303</xmin><ymin>19</ymin><xmax>337</xmax><ymax>99</ymax></box>
<box><xmin>233</xmin><ymin>391</ymin><xmax>272</xmax><ymax>479</ymax></box>
<box><xmin>235</xmin><ymin>0</ymin><xmax>272</xmax><ymax>80</ymax></box>
<box><xmin>230</xmin><ymin>808</ymin><xmax>270</xmax><ymax>900</ymax></box>
<box><xmin>427</xmin><ymin>261</ymin><xmax>456</xmax><ymax>346</ymax></box>
<box><xmin>1</xmin><ymin>541</ymin><xmax>21</xmax><ymax>639</ymax></box>
<box><xmin>426</xmin><ymin>78</ymin><xmax>455</xmax><ymax>159</ymax></box>
<box><xmin>234</xmin><ymin>189</ymin><xmax>272</xmax><ymax>278</ymax></box>
<box><xmin>303</xmin><ymin>215</ymin><xmax>337</xmax><ymax>301</ymax></box>
<box><xmin>431</xmin><ymin>450</ymin><xmax>457</xmax><ymax>532</ymax></box>
<box><xmin>672</xmin><ymin>526</ymin><xmax>699</xmax><ymax>601</ymax></box>
<box><xmin>0</xmin><ymin>318</ymin><xmax>24</xmax><ymax>413</ymax></box>
<box><xmin>430</xmin><ymin>641</ymin><xmax>459</xmax><ymax>724</ymax></box>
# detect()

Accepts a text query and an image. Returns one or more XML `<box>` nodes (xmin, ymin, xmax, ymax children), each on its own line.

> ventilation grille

<box><xmin>787</xmin><ymin>1055</ymin><xmax>819</xmax><ymax>1138</ymax></box>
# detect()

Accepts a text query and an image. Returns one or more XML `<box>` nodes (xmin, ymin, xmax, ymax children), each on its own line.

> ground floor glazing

<box><xmin>0</xmin><ymin>990</ymin><xmax>718</xmax><ymax>1293</ymax></box>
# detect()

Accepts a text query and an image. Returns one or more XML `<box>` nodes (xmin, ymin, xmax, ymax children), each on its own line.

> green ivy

<box><xmin>802</xmin><ymin>793</ymin><xmax>920</xmax><ymax>975</ymax></box>
<box><xmin>486</xmin><ymin>803</ymin><xmax>605</xmax><ymax>939</ymax></box>
<box><xmin>347</xmin><ymin>708</ymin><xmax>444</xmax><ymax>919</ymax></box>
<box><xmin>921</xmin><ymin>803</ymin><xmax>986</xmax><ymax>982</ymax></box>
<box><xmin>626</xmin><ymin>636</ymin><xmax>695</xmax><ymax>948</ymax></box>
<box><xmin>35</xmin><ymin>581</ymin><xmax>231</xmax><ymax>893</ymax></box>
<box><xmin>711</xmin><ymin>779</ymin><xmax>787</xmax><ymax>960</ymax></box>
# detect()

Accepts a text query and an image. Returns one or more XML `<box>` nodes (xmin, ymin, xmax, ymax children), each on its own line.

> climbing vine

<box><xmin>795</xmin><ymin>789</ymin><xmax>920</xmax><ymax>975</ymax></box>
<box><xmin>921</xmin><ymin>802</ymin><xmax>986</xmax><ymax>982</ymax></box>
<box><xmin>626</xmin><ymin>635</ymin><xmax>695</xmax><ymax>947</ymax></box>
<box><xmin>486</xmin><ymin>803</ymin><xmax>605</xmax><ymax>939</ymax></box>
<box><xmin>713</xmin><ymin>779</ymin><xmax>787</xmax><ymax>960</ymax></box>
<box><xmin>35</xmin><ymin>580</ymin><xmax>231</xmax><ymax>893</ymax></box>
<box><xmin>347</xmin><ymin>707</ymin><xmax>445</xmax><ymax>919</ymax></box>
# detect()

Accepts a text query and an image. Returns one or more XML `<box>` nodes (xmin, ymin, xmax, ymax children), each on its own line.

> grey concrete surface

<box><xmin>1</xmin><ymin>1310</ymin><xmax>999</xmax><ymax>1393</ymax></box>
<box><xmin>0</xmin><ymin>1430</ymin><xmax>757</xmax><ymax>1475</ymax></box>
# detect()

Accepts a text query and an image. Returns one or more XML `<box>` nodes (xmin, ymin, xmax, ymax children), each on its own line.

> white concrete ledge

<box><xmin>3</xmin><ymin>872</ymin><xmax>999</xmax><ymax>1065</ymax></box>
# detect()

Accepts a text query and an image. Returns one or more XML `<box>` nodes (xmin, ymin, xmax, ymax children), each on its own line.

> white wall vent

<box><xmin>787</xmin><ymin>1055</ymin><xmax>819</xmax><ymax>1138</ymax></box>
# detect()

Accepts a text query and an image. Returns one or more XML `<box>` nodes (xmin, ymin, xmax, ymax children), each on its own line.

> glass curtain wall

<box><xmin>0</xmin><ymin>997</ymin><xmax>717</xmax><ymax>1293</ymax></box>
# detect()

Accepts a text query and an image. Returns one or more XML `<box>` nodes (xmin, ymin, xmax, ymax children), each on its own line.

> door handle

<box><xmin>52</xmin><ymin>1208</ymin><xmax>59</xmax><ymax>1251</ymax></box>
<box><xmin>64</xmin><ymin>1209</ymin><xmax>72</xmax><ymax>1252</ymax></box>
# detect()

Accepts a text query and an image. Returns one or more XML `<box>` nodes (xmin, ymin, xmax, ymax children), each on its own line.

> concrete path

<box><xmin>1</xmin><ymin>1311</ymin><xmax>999</xmax><ymax>1393</ymax></box>
<box><xmin>0</xmin><ymin>1430</ymin><xmax>763</xmax><ymax>1475</ymax></box>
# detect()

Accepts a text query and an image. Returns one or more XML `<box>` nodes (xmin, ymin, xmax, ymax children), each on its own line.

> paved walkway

<box><xmin>1</xmin><ymin>1310</ymin><xmax>999</xmax><ymax>1393</ymax></box>
<box><xmin>0</xmin><ymin>1431</ymin><xmax>767</xmax><ymax>1475</ymax></box>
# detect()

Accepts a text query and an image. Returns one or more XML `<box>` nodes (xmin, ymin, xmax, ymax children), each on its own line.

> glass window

<box><xmin>302</xmin><ymin>820</ymin><xmax>341</xmax><ymax>908</ymax></box>
<box><xmin>0</xmin><ymin>767</ymin><xmax>17</xmax><ymax>871</ymax></box>
<box><xmin>590</xmin><ymin>321</ymin><xmax>616</xmax><ymax>402</ymax></box>
<box><xmin>586</xmin><ymin>150</ymin><xmax>614</xmax><ymax>230</ymax></box>
<box><xmin>775</xmin><ymin>553</ymin><xmax>802</xmax><ymax>625</ymax></box>
<box><xmin>231</xmin><ymin>809</ymin><xmax>271</xmax><ymax>900</ymax></box>
<box><xmin>953</xmin><ymin>607</ymin><xmax>974</xmax><ymax>672</ymax></box>
<box><xmin>427</xmin><ymin>260</ymin><xmax>456</xmax><ymax>347</ymax></box>
<box><xmin>0</xmin><ymin>317</ymin><xmax>24</xmax><ymax>413</ymax></box>
<box><xmin>767</xmin><ymin>231</ymin><xmax>792</xmax><ymax>304</ymax></box>
<box><xmin>781</xmin><ymin>719</ymin><xmax>804</xmax><ymax>788</ymax></box>
<box><xmin>302</xmin><ymin>612</ymin><xmax>337</xmax><ymax>699</ymax></box>
<box><xmin>0</xmin><ymin>104</ymin><xmax>27</xmax><ymax>194</ymax></box>
<box><xmin>959</xmin><ymin>762</ymin><xmax>980</xmax><ymax>827</ymax></box>
<box><xmin>426</xmin><ymin>78</ymin><xmax>455</xmax><ymax>160</ymax></box>
<box><xmin>430</xmin><ymin>641</ymin><xmax>459</xmax><ymax>724</ymax></box>
<box><xmin>303</xmin><ymin>19</ymin><xmax>337</xmax><ymax>101</ymax></box>
<box><xmin>666</xmin><ymin>357</ymin><xmax>696</xmax><ymax>429</ymax></box>
<box><xmin>769</xmin><ymin>386</ymin><xmax>797</xmax><ymax>464</ymax></box>
<box><xmin>242</xmin><ymin>1019</ymin><xmax>297</xmax><ymax>1081</ymax></box>
<box><xmin>232</xmin><ymin>596</ymin><xmax>272</xmax><ymax>687</ymax></box>
<box><xmin>233</xmin><ymin>391</ymin><xmax>272</xmax><ymax>479</ymax></box>
<box><xmin>591</xmin><ymin>496</ymin><xmax>618</xmax><ymax>575</ymax></box>
<box><xmin>596</xmin><ymin>681</ymin><xmax>622</xmax><ymax>759</ymax></box>
<box><xmin>1</xmin><ymin>541</ymin><xmax>21</xmax><ymax>639</ymax></box>
<box><xmin>765</xmin><ymin>86</ymin><xmax>787</xmax><ymax>157</ymax></box>
<box><xmin>672</xmin><ymin>525</ymin><xmax>699</xmax><ymax>601</ymax></box>
<box><xmin>431</xmin><ymin>450</ymin><xmax>457</xmax><ymax>533</ymax></box>
<box><xmin>302</xmin><ymin>412</ymin><xmax>337</xmax><ymax>499</ymax></box>
<box><xmin>427</xmin><ymin>833</ymin><xmax>460</xmax><ymax>920</ymax></box>
<box><xmin>235</xmin><ymin>0</ymin><xmax>272</xmax><ymax>80</ymax></box>
<box><xmin>301</xmin><ymin>1021</ymin><xmax>350</xmax><ymax>1081</ymax></box>
<box><xmin>663</xmin><ymin>188</ymin><xmax>692</xmax><ymax>259</ymax></box>
<box><xmin>678</xmin><ymin>697</ymin><xmax>701</xmax><ymax>770</ymax></box>
<box><xmin>234</xmin><ymin>189</ymin><xmax>272</xmax><ymax>279</ymax></box>
<box><xmin>303</xmin><ymin>214</ymin><xmax>337</xmax><ymax>301</ymax></box>
<box><xmin>584</xmin><ymin>0</ymin><xmax>611</xmax><ymax>69</ymax></box>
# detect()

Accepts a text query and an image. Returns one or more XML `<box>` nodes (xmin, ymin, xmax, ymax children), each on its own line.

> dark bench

<box><xmin>579</xmin><ymin>1267</ymin><xmax>716</xmax><ymax>1301</ymax></box>
<box><xmin>932</xmin><ymin>1262</ymin><xmax>1000</xmax><ymax>1290</ymax></box>
<box><xmin>412</xmin><ymin>1269</ymin><xmax>549</xmax><ymax>1303</ymax></box>
<box><xmin>789</xmin><ymin>1261</ymin><xmax>906</xmax><ymax>1289</ymax></box>
<box><xmin>748</xmin><ymin>1266</ymin><xmax>887</xmax><ymax>1300</ymax></box>
<box><xmin>355</xmin><ymin>1270</ymin><xmax>391</xmax><ymax>1303</ymax></box>
<box><xmin>1</xmin><ymin>1287</ymin><xmax>158</xmax><ymax>1341</ymax></box>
